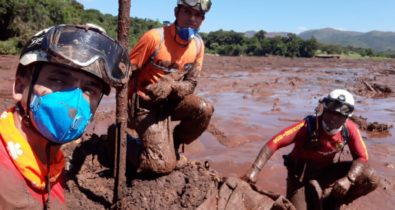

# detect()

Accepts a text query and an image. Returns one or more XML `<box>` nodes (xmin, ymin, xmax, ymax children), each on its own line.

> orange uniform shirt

<box><xmin>129</xmin><ymin>23</ymin><xmax>204</xmax><ymax>98</ymax></box>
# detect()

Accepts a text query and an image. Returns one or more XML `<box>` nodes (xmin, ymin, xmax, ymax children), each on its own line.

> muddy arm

<box><xmin>170</xmin><ymin>80</ymin><xmax>197</xmax><ymax>99</ymax></box>
<box><xmin>242</xmin><ymin>145</ymin><xmax>274</xmax><ymax>183</ymax></box>
<box><xmin>144</xmin><ymin>63</ymin><xmax>200</xmax><ymax>101</ymax></box>
<box><xmin>169</xmin><ymin>64</ymin><xmax>200</xmax><ymax>99</ymax></box>
<box><xmin>347</xmin><ymin>159</ymin><xmax>366</xmax><ymax>183</ymax></box>
<box><xmin>331</xmin><ymin>159</ymin><xmax>367</xmax><ymax>198</ymax></box>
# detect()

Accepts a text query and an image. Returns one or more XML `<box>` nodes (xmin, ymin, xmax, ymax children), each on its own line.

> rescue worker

<box><xmin>242</xmin><ymin>89</ymin><xmax>379</xmax><ymax>210</ymax></box>
<box><xmin>0</xmin><ymin>24</ymin><xmax>129</xmax><ymax>209</ymax></box>
<box><xmin>128</xmin><ymin>0</ymin><xmax>214</xmax><ymax>174</ymax></box>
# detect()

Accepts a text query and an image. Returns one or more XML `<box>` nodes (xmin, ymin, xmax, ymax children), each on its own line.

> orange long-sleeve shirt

<box><xmin>129</xmin><ymin>23</ymin><xmax>204</xmax><ymax>99</ymax></box>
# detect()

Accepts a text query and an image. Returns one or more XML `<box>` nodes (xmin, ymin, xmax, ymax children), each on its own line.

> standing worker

<box><xmin>128</xmin><ymin>0</ymin><xmax>214</xmax><ymax>174</ymax></box>
<box><xmin>242</xmin><ymin>89</ymin><xmax>379</xmax><ymax>210</ymax></box>
<box><xmin>0</xmin><ymin>24</ymin><xmax>130</xmax><ymax>209</ymax></box>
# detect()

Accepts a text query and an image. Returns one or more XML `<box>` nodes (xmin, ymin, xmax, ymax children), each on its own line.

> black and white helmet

<box><xmin>19</xmin><ymin>24</ymin><xmax>130</xmax><ymax>95</ymax></box>
<box><xmin>177</xmin><ymin>0</ymin><xmax>212</xmax><ymax>13</ymax></box>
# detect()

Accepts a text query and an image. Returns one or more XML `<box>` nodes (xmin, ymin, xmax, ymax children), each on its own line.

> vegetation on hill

<box><xmin>201</xmin><ymin>30</ymin><xmax>319</xmax><ymax>57</ymax></box>
<box><xmin>0</xmin><ymin>0</ymin><xmax>161</xmax><ymax>54</ymax></box>
<box><xmin>299</xmin><ymin>28</ymin><xmax>395</xmax><ymax>54</ymax></box>
<box><xmin>1</xmin><ymin>0</ymin><xmax>393</xmax><ymax>58</ymax></box>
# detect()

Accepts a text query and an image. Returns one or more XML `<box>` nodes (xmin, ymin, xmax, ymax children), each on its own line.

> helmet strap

<box><xmin>310</xmin><ymin>108</ymin><xmax>319</xmax><ymax>145</ymax></box>
<box><xmin>22</xmin><ymin>63</ymin><xmax>43</xmax><ymax>128</ymax></box>
<box><xmin>44</xmin><ymin>141</ymin><xmax>56</xmax><ymax>209</ymax></box>
<box><xmin>315</xmin><ymin>108</ymin><xmax>319</xmax><ymax>135</ymax></box>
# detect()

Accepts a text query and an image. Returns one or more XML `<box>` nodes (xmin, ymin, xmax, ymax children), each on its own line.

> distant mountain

<box><xmin>298</xmin><ymin>28</ymin><xmax>395</xmax><ymax>52</ymax></box>
<box><xmin>266</xmin><ymin>32</ymin><xmax>289</xmax><ymax>38</ymax></box>
<box><xmin>244</xmin><ymin>30</ymin><xmax>256</xmax><ymax>38</ymax></box>
<box><xmin>243</xmin><ymin>30</ymin><xmax>289</xmax><ymax>38</ymax></box>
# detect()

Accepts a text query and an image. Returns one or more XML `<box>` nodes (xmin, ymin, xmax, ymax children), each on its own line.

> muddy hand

<box><xmin>165</xmin><ymin>71</ymin><xmax>185</xmax><ymax>81</ymax></box>
<box><xmin>241</xmin><ymin>145</ymin><xmax>273</xmax><ymax>184</ymax></box>
<box><xmin>146</xmin><ymin>81</ymin><xmax>173</xmax><ymax>102</ymax></box>
<box><xmin>241</xmin><ymin>168</ymin><xmax>259</xmax><ymax>184</ymax></box>
<box><xmin>331</xmin><ymin>176</ymin><xmax>352</xmax><ymax>198</ymax></box>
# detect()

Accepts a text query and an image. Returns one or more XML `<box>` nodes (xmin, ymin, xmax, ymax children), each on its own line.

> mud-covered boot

<box><xmin>138</xmin><ymin>116</ymin><xmax>177</xmax><ymax>174</ymax></box>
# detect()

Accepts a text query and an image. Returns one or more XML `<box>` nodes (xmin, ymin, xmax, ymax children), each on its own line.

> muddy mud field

<box><xmin>1</xmin><ymin>55</ymin><xmax>394</xmax><ymax>209</ymax></box>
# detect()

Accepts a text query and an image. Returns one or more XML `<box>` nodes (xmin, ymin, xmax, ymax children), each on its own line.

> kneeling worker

<box><xmin>242</xmin><ymin>89</ymin><xmax>379</xmax><ymax>210</ymax></box>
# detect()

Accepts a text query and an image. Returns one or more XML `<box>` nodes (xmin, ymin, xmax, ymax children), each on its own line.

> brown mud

<box><xmin>1</xmin><ymin>55</ymin><xmax>395</xmax><ymax>209</ymax></box>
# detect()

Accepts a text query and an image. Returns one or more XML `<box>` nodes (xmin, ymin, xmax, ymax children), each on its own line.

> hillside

<box><xmin>298</xmin><ymin>28</ymin><xmax>395</xmax><ymax>52</ymax></box>
<box><xmin>0</xmin><ymin>0</ymin><xmax>161</xmax><ymax>54</ymax></box>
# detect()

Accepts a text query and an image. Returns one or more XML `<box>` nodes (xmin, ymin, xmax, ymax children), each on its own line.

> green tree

<box><xmin>254</xmin><ymin>30</ymin><xmax>266</xmax><ymax>41</ymax></box>
<box><xmin>300</xmin><ymin>37</ymin><xmax>318</xmax><ymax>57</ymax></box>
<box><xmin>284</xmin><ymin>33</ymin><xmax>301</xmax><ymax>57</ymax></box>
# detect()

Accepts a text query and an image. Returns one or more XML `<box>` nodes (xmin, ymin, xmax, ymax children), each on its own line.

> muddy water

<box><xmin>188</xmin><ymin>56</ymin><xmax>395</xmax><ymax>209</ymax></box>
<box><xmin>95</xmin><ymin>59</ymin><xmax>395</xmax><ymax>209</ymax></box>
<box><xmin>1</xmin><ymin>55</ymin><xmax>394</xmax><ymax>209</ymax></box>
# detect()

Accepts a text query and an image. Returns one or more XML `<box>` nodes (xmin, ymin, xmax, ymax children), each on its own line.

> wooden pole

<box><xmin>113</xmin><ymin>0</ymin><xmax>131</xmax><ymax>207</ymax></box>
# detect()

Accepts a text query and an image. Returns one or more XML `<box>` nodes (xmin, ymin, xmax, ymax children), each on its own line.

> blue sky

<box><xmin>77</xmin><ymin>0</ymin><xmax>395</xmax><ymax>34</ymax></box>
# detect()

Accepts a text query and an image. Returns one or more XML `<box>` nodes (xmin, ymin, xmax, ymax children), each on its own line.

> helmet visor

<box><xmin>323</xmin><ymin>98</ymin><xmax>354</xmax><ymax>116</ymax></box>
<box><xmin>181</xmin><ymin>0</ymin><xmax>211</xmax><ymax>12</ymax></box>
<box><xmin>47</xmin><ymin>25</ymin><xmax>129</xmax><ymax>85</ymax></box>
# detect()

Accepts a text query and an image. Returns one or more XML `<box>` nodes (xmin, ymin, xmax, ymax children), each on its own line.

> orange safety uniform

<box><xmin>267</xmin><ymin>117</ymin><xmax>368</xmax><ymax>166</ymax></box>
<box><xmin>0</xmin><ymin>108</ymin><xmax>66</xmax><ymax>209</ymax></box>
<box><xmin>267</xmin><ymin>117</ymin><xmax>376</xmax><ymax>210</ymax></box>
<box><xmin>128</xmin><ymin>23</ymin><xmax>204</xmax><ymax>99</ymax></box>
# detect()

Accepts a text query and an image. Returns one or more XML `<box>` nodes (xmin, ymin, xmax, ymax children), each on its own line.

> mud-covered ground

<box><xmin>1</xmin><ymin>55</ymin><xmax>394</xmax><ymax>209</ymax></box>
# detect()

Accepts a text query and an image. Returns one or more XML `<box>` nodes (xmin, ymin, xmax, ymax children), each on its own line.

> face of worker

<box><xmin>13</xmin><ymin>63</ymin><xmax>104</xmax><ymax>113</ymax></box>
<box><xmin>175</xmin><ymin>5</ymin><xmax>205</xmax><ymax>29</ymax></box>
<box><xmin>322</xmin><ymin>110</ymin><xmax>348</xmax><ymax>130</ymax></box>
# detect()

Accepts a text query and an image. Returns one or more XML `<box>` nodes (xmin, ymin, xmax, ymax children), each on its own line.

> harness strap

<box><xmin>305</xmin><ymin>115</ymin><xmax>350</xmax><ymax>153</ymax></box>
<box><xmin>341</xmin><ymin>122</ymin><xmax>350</xmax><ymax>145</ymax></box>
<box><xmin>148</xmin><ymin>27</ymin><xmax>164</xmax><ymax>63</ymax></box>
<box><xmin>148</xmin><ymin>27</ymin><xmax>203</xmax><ymax>65</ymax></box>
<box><xmin>305</xmin><ymin>115</ymin><xmax>318</xmax><ymax>145</ymax></box>
<box><xmin>193</xmin><ymin>33</ymin><xmax>203</xmax><ymax>62</ymax></box>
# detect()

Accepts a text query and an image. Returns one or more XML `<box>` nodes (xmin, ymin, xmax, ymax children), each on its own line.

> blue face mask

<box><xmin>29</xmin><ymin>88</ymin><xmax>92</xmax><ymax>144</ymax></box>
<box><xmin>177</xmin><ymin>26</ymin><xmax>199</xmax><ymax>41</ymax></box>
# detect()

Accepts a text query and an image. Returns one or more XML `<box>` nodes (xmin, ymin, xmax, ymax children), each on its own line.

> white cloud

<box><xmin>333</xmin><ymin>27</ymin><xmax>346</xmax><ymax>31</ymax></box>
<box><xmin>296</xmin><ymin>26</ymin><xmax>308</xmax><ymax>34</ymax></box>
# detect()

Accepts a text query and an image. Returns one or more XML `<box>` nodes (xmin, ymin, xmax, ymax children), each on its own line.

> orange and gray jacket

<box><xmin>128</xmin><ymin>23</ymin><xmax>204</xmax><ymax>99</ymax></box>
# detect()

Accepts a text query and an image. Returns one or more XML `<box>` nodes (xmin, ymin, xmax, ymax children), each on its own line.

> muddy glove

<box><xmin>332</xmin><ymin>176</ymin><xmax>352</xmax><ymax>198</ymax></box>
<box><xmin>170</xmin><ymin>80</ymin><xmax>197</xmax><ymax>99</ymax></box>
<box><xmin>241</xmin><ymin>145</ymin><xmax>273</xmax><ymax>184</ymax></box>
<box><xmin>331</xmin><ymin>159</ymin><xmax>365</xmax><ymax>198</ymax></box>
<box><xmin>169</xmin><ymin>63</ymin><xmax>199</xmax><ymax>99</ymax></box>
<box><xmin>146</xmin><ymin>80</ymin><xmax>173</xmax><ymax>102</ymax></box>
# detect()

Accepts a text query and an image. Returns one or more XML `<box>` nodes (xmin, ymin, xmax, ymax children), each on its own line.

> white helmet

<box><xmin>177</xmin><ymin>0</ymin><xmax>212</xmax><ymax>13</ymax></box>
<box><xmin>322</xmin><ymin>89</ymin><xmax>355</xmax><ymax>117</ymax></box>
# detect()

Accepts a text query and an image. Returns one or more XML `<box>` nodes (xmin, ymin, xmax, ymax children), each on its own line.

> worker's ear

<box><xmin>174</xmin><ymin>6</ymin><xmax>180</xmax><ymax>18</ymax></box>
<box><xmin>13</xmin><ymin>75</ymin><xmax>29</xmax><ymax>102</ymax></box>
